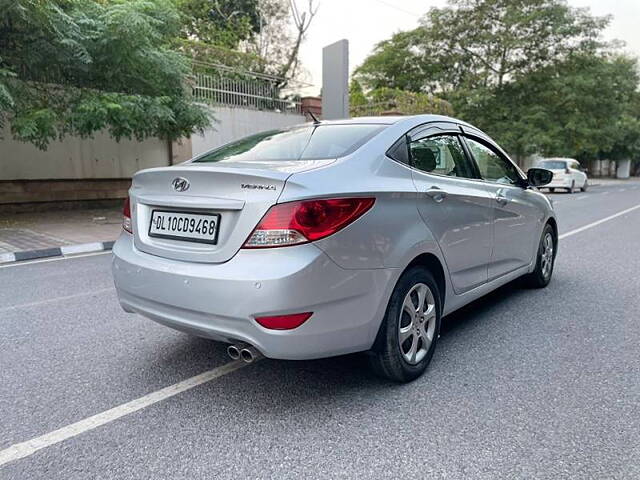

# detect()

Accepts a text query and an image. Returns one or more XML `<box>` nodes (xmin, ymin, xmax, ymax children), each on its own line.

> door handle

<box><xmin>495</xmin><ymin>190</ymin><xmax>508</xmax><ymax>206</ymax></box>
<box><xmin>425</xmin><ymin>186</ymin><xmax>448</xmax><ymax>203</ymax></box>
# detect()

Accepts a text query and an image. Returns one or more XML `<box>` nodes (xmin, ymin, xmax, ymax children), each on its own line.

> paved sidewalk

<box><xmin>0</xmin><ymin>207</ymin><xmax>122</xmax><ymax>254</ymax></box>
<box><xmin>589</xmin><ymin>177</ymin><xmax>639</xmax><ymax>186</ymax></box>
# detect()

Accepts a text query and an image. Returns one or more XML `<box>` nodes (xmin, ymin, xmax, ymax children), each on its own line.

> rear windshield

<box><xmin>193</xmin><ymin>124</ymin><xmax>385</xmax><ymax>163</ymax></box>
<box><xmin>539</xmin><ymin>160</ymin><xmax>567</xmax><ymax>169</ymax></box>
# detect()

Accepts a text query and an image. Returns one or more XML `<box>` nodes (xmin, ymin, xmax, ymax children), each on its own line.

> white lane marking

<box><xmin>559</xmin><ymin>204</ymin><xmax>640</xmax><ymax>240</ymax></box>
<box><xmin>574</xmin><ymin>195</ymin><xmax>586</xmax><ymax>200</ymax></box>
<box><xmin>0</xmin><ymin>250</ymin><xmax>111</xmax><ymax>269</ymax></box>
<box><xmin>0</xmin><ymin>287</ymin><xmax>114</xmax><ymax>313</ymax></box>
<box><xmin>0</xmin><ymin>360</ymin><xmax>249</xmax><ymax>467</ymax></box>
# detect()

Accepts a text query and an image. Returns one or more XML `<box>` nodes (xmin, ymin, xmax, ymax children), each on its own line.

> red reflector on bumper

<box><xmin>255</xmin><ymin>312</ymin><xmax>313</xmax><ymax>330</ymax></box>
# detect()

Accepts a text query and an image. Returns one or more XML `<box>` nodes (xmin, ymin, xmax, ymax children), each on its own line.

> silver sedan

<box><xmin>112</xmin><ymin>115</ymin><xmax>557</xmax><ymax>382</ymax></box>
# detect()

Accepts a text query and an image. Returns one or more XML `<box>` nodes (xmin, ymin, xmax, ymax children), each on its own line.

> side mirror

<box><xmin>527</xmin><ymin>168</ymin><xmax>553</xmax><ymax>187</ymax></box>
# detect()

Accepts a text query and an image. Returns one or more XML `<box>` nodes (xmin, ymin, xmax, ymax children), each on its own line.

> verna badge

<box><xmin>171</xmin><ymin>177</ymin><xmax>190</xmax><ymax>192</ymax></box>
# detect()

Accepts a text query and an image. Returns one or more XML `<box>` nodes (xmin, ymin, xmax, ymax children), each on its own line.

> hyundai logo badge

<box><xmin>171</xmin><ymin>177</ymin><xmax>190</xmax><ymax>192</ymax></box>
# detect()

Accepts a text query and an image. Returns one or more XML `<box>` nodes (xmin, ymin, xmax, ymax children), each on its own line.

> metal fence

<box><xmin>192</xmin><ymin>62</ymin><xmax>303</xmax><ymax>114</ymax></box>
<box><xmin>350</xmin><ymin>100</ymin><xmax>399</xmax><ymax>117</ymax></box>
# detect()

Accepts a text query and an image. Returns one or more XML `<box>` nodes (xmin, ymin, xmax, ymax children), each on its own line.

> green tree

<box><xmin>354</xmin><ymin>0</ymin><xmax>640</xmax><ymax>164</ymax></box>
<box><xmin>0</xmin><ymin>0</ymin><xmax>209</xmax><ymax>149</ymax></box>
<box><xmin>349</xmin><ymin>79</ymin><xmax>367</xmax><ymax>109</ymax></box>
<box><xmin>605</xmin><ymin>90</ymin><xmax>640</xmax><ymax>164</ymax></box>
<box><xmin>241</xmin><ymin>0</ymin><xmax>317</xmax><ymax>87</ymax></box>
<box><xmin>177</xmin><ymin>0</ymin><xmax>261</xmax><ymax>48</ymax></box>
<box><xmin>456</xmin><ymin>54</ymin><xmax>640</xmax><ymax>162</ymax></box>
<box><xmin>350</xmin><ymin>87</ymin><xmax>453</xmax><ymax>117</ymax></box>
<box><xmin>355</xmin><ymin>31</ymin><xmax>430</xmax><ymax>93</ymax></box>
<box><xmin>356</xmin><ymin>0</ymin><xmax>610</xmax><ymax>94</ymax></box>
<box><xmin>177</xmin><ymin>0</ymin><xmax>318</xmax><ymax>88</ymax></box>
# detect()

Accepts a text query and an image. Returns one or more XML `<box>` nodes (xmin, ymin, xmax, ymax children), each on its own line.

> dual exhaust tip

<box><xmin>227</xmin><ymin>343</ymin><xmax>261</xmax><ymax>363</ymax></box>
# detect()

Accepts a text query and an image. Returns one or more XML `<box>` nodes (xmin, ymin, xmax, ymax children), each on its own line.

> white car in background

<box><xmin>537</xmin><ymin>158</ymin><xmax>588</xmax><ymax>193</ymax></box>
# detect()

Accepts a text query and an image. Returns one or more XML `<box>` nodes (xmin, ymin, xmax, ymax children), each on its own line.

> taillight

<box><xmin>122</xmin><ymin>197</ymin><xmax>132</xmax><ymax>233</ymax></box>
<box><xmin>243</xmin><ymin>197</ymin><xmax>375</xmax><ymax>248</ymax></box>
<box><xmin>255</xmin><ymin>312</ymin><xmax>313</xmax><ymax>330</ymax></box>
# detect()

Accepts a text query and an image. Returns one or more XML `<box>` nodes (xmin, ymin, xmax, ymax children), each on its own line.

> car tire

<box><xmin>523</xmin><ymin>223</ymin><xmax>556</xmax><ymax>289</ymax></box>
<box><xmin>369</xmin><ymin>266</ymin><xmax>441</xmax><ymax>383</ymax></box>
<box><xmin>567</xmin><ymin>181</ymin><xmax>575</xmax><ymax>193</ymax></box>
<box><xmin>581</xmin><ymin>180</ymin><xmax>588</xmax><ymax>192</ymax></box>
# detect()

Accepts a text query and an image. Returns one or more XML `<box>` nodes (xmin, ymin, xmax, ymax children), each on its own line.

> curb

<box><xmin>0</xmin><ymin>240</ymin><xmax>115</xmax><ymax>265</ymax></box>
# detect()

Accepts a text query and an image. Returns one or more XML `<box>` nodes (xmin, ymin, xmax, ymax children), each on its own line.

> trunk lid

<box><xmin>130</xmin><ymin>160</ymin><xmax>333</xmax><ymax>263</ymax></box>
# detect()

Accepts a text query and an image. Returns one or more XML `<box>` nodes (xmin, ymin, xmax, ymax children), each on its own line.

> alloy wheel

<box><xmin>540</xmin><ymin>232</ymin><xmax>554</xmax><ymax>279</ymax></box>
<box><xmin>398</xmin><ymin>283</ymin><xmax>436</xmax><ymax>365</ymax></box>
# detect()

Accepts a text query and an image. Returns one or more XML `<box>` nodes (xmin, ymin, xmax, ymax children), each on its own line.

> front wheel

<box><xmin>523</xmin><ymin>224</ymin><xmax>556</xmax><ymax>288</ymax></box>
<box><xmin>369</xmin><ymin>267</ymin><xmax>441</xmax><ymax>383</ymax></box>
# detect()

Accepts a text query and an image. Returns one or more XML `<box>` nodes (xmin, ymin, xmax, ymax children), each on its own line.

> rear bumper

<box><xmin>112</xmin><ymin>234</ymin><xmax>395</xmax><ymax>360</ymax></box>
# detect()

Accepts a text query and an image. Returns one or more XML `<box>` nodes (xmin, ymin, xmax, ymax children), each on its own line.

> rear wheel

<box><xmin>523</xmin><ymin>224</ymin><xmax>556</xmax><ymax>288</ymax></box>
<box><xmin>581</xmin><ymin>180</ymin><xmax>588</xmax><ymax>192</ymax></box>
<box><xmin>369</xmin><ymin>267</ymin><xmax>441</xmax><ymax>383</ymax></box>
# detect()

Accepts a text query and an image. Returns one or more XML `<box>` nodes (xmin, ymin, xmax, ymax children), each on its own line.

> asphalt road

<box><xmin>1</xmin><ymin>181</ymin><xmax>639</xmax><ymax>479</ymax></box>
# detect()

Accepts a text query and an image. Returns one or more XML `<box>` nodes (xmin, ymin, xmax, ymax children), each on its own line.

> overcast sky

<box><xmin>296</xmin><ymin>0</ymin><xmax>640</xmax><ymax>95</ymax></box>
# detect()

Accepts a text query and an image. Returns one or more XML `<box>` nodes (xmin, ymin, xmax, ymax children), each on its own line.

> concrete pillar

<box><xmin>616</xmin><ymin>159</ymin><xmax>631</xmax><ymax>179</ymax></box>
<box><xmin>322</xmin><ymin>39</ymin><xmax>349</xmax><ymax>120</ymax></box>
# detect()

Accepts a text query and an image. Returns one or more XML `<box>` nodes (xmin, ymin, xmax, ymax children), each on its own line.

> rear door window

<box><xmin>193</xmin><ymin>124</ymin><xmax>385</xmax><ymax>163</ymax></box>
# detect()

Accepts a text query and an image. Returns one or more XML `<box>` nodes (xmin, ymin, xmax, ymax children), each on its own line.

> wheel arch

<box><xmin>546</xmin><ymin>216</ymin><xmax>558</xmax><ymax>243</ymax></box>
<box><xmin>403</xmin><ymin>253</ymin><xmax>446</xmax><ymax>308</ymax></box>
<box><xmin>370</xmin><ymin>251</ymin><xmax>446</xmax><ymax>353</ymax></box>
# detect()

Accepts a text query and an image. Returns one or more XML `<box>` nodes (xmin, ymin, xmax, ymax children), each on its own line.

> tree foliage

<box><xmin>176</xmin><ymin>0</ymin><xmax>317</xmax><ymax>87</ymax></box>
<box><xmin>0</xmin><ymin>0</ymin><xmax>209</xmax><ymax>149</ymax></box>
<box><xmin>177</xmin><ymin>0</ymin><xmax>262</xmax><ymax>48</ymax></box>
<box><xmin>357</xmin><ymin>0</ymin><xmax>610</xmax><ymax>94</ymax></box>
<box><xmin>350</xmin><ymin>81</ymin><xmax>453</xmax><ymax>117</ymax></box>
<box><xmin>457</xmin><ymin>55</ymin><xmax>640</xmax><ymax>161</ymax></box>
<box><xmin>240</xmin><ymin>0</ymin><xmax>317</xmax><ymax>87</ymax></box>
<box><xmin>354</xmin><ymin>0</ymin><xmax>640</xmax><ymax>163</ymax></box>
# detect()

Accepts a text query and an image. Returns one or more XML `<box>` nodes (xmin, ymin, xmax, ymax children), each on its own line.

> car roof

<box><xmin>540</xmin><ymin>158</ymin><xmax>577</xmax><ymax>162</ymax></box>
<box><xmin>316</xmin><ymin>116</ymin><xmax>403</xmax><ymax>125</ymax></box>
<box><xmin>304</xmin><ymin>114</ymin><xmax>471</xmax><ymax>128</ymax></box>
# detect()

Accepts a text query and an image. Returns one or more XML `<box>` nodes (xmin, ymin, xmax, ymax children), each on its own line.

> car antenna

<box><xmin>308</xmin><ymin>110</ymin><xmax>320</xmax><ymax>124</ymax></box>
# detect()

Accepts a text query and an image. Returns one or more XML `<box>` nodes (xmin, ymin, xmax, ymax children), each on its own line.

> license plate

<box><xmin>149</xmin><ymin>210</ymin><xmax>220</xmax><ymax>244</ymax></box>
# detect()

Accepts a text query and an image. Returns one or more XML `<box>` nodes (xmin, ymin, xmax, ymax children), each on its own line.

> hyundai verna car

<box><xmin>112</xmin><ymin>115</ymin><xmax>557</xmax><ymax>382</ymax></box>
<box><xmin>536</xmin><ymin>158</ymin><xmax>588</xmax><ymax>193</ymax></box>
